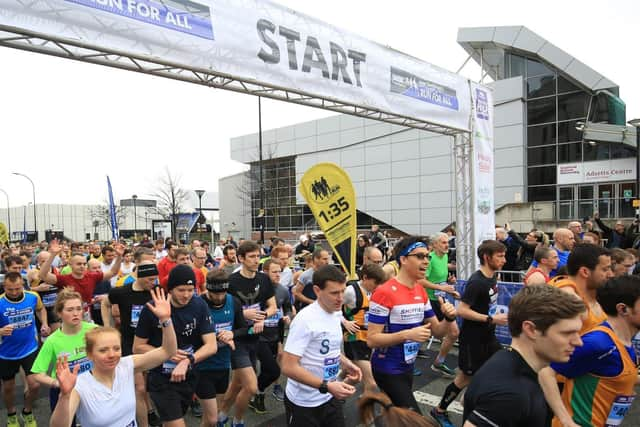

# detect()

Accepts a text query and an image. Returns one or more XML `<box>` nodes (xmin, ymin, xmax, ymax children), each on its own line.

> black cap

<box><xmin>137</xmin><ymin>263</ymin><xmax>159</xmax><ymax>278</ymax></box>
<box><xmin>167</xmin><ymin>265</ymin><xmax>196</xmax><ymax>290</ymax></box>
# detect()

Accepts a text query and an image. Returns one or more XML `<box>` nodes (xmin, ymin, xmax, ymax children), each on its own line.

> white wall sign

<box><xmin>557</xmin><ymin>159</ymin><xmax>636</xmax><ymax>185</ymax></box>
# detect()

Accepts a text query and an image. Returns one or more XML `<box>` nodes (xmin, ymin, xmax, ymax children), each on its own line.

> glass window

<box><xmin>528</xmin><ymin>146</ymin><xmax>556</xmax><ymax>166</ymax></box>
<box><xmin>528</xmin><ymin>185</ymin><xmax>556</xmax><ymax>202</ymax></box>
<box><xmin>611</xmin><ymin>143</ymin><xmax>636</xmax><ymax>159</ymax></box>
<box><xmin>528</xmin><ymin>96</ymin><xmax>556</xmax><ymax>125</ymax></box>
<box><xmin>527</xmin><ymin>75</ymin><xmax>556</xmax><ymax>98</ymax></box>
<box><xmin>557</xmin><ymin>75</ymin><xmax>582</xmax><ymax>94</ymax></box>
<box><xmin>528</xmin><ymin>166</ymin><xmax>557</xmax><ymax>186</ymax></box>
<box><xmin>557</xmin><ymin>120</ymin><xmax>583</xmax><ymax>143</ymax></box>
<box><xmin>558</xmin><ymin>143</ymin><xmax>582</xmax><ymax>163</ymax></box>
<box><xmin>528</xmin><ymin>123</ymin><xmax>556</xmax><ymax>147</ymax></box>
<box><xmin>619</xmin><ymin>183</ymin><xmax>636</xmax><ymax>218</ymax></box>
<box><xmin>583</xmin><ymin>142</ymin><xmax>610</xmax><ymax>161</ymax></box>
<box><xmin>527</xmin><ymin>58</ymin><xmax>554</xmax><ymax>78</ymax></box>
<box><xmin>558</xmin><ymin>92</ymin><xmax>588</xmax><ymax>121</ymax></box>
<box><xmin>510</xmin><ymin>54</ymin><xmax>525</xmax><ymax>78</ymax></box>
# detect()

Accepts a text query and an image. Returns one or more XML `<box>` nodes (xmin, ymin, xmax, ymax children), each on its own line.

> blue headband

<box><xmin>397</xmin><ymin>241</ymin><xmax>428</xmax><ymax>262</ymax></box>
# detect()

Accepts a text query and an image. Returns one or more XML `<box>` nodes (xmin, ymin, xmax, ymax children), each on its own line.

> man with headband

<box><xmin>367</xmin><ymin>236</ymin><xmax>457</xmax><ymax>413</ymax></box>
<box><xmin>102</xmin><ymin>260</ymin><xmax>162</xmax><ymax>427</ymax></box>
<box><xmin>196</xmin><ymin>269</ymin><xmax>249</xmax><ymax>427</ymax></box>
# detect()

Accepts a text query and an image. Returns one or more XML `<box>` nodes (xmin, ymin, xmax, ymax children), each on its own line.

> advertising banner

<box><xmin>0</xmin><ymin>223</ymin><xmax>7</xmax><ymax>244</ymax></box>
<box><xmin>470</xmin><ymin>83</ymin><xmax>496</xmax><ymax>259</ymax></box>
<box><xmin>299</xmin><ymin>163</ymin><xmax>357</xmax><ymax>279</ymax></box>
<box><xmin>0</xmin><ymin>0</ymin><xmax>471</xmax><ymax>131</ymax></box>
<box><xmin>557</xmin><ymin>159</ymin><xmax>636</xmax><ymax>185</ymax></box>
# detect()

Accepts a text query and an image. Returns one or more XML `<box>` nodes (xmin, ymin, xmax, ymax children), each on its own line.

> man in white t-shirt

<box><xmin>281</xmin><ymin>265</ymin><xmax>362</xmax><ymax>427</ymax></box>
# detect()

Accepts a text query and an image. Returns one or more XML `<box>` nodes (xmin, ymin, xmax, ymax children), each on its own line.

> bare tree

<box><xmin>89</xmin><ymin>202</ymin><xmax>127</xmax><ymax>238</ymax></box>
<box><xmin>150</xmin><ymin>167</ymin><xmax>189</xmax><ymax>240</ymax></box>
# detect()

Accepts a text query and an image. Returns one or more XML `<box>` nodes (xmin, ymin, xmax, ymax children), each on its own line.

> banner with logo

<box><xmin>470</xmin><ymin>83</ymin><xmax>496</xmax><ymax>262</ymax></box>
<box><xmin>299</xmin><ymin>163</ymin><xmax>357</xmax><ymax>279</ymax></box>
<box><xmin>0</xmin><ymin>0</ymin><xmax>471</xmax><ymax>131</ymax></box>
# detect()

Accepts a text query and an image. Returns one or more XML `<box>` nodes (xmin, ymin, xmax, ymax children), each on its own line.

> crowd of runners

<box><xmin>1</xmin><ymin>217</ymin><xmax>639</xmax><ymax>427</ymax></box>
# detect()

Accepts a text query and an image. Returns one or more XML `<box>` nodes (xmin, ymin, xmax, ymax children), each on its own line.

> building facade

<box><xmin>219</xmin><ymin>26</ymin><xmax>636</xmax><ymax>238</ymax></box>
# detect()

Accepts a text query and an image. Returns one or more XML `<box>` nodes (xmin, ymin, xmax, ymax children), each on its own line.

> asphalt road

<box><xmin>2</xmin><ymin>346</ymin><xmax>639</xmax><ymax>426</ymax></box>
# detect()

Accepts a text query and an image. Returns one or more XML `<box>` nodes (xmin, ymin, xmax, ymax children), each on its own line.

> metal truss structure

<box><xmin>0</xmin><ymin>24</ymin><xmax>478</xmax><ymax>278</ymax></box>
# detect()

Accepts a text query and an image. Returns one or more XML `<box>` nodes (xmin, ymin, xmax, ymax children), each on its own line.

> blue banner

<box><xmin>107</xmin><ymin>176</ymin><xmax>119</xmax><ymax>240</ymax></box>
<box><xmin>390</xmin><ymin>67</ymin><xmax>459</xmax><ymax>111</ymax></box>
<box><xmin>65</xmin><ymin>0</ymin><xmax>214</xmax><ymax>40</ymax></box>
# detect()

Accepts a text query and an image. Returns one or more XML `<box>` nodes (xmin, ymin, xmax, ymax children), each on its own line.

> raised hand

<box><xmin>49</xmin><ymin>239</ymin><xmax>62</xmax><ymax>255</ymax></box>
<box><xmin>56</xmin><ymin>355</ymin><xmax>80</xmax><ymax>395</ymax></box>
<box><xmin>438</xmin><ymin>296</ymin><xmax>457</xmax><ymax>319</ymax></box>
<box><xmin>146</xmin><ymin>287</ymin><xmax>171</xmax><ymax>322</ymax></box>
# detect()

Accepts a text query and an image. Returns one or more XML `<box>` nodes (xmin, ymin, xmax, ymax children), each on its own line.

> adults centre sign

<box><xmin>558</xmin><ymin>159</ymin><xmax>636</xmax><ymax>185</ymax></box>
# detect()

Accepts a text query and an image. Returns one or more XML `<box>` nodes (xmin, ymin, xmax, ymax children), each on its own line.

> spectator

<box><xmin>516</xmin><ymin>230</ymin><xmax>548</xmax><ymax>271</ymax></box>
<box><xmin>355</xmin><ymin>235</ymin><xmax>371</xmax><ymax>270</ymax></box>
<box><xmin>567</xmin><ymin>221</ymin><xmax>584</xmax><ymax>243</ymax></box>
<box><xmin>610</xmin><ymin>248</ymin><xmax>635</xmax><ymax>277</ymax></box>
<box><xmin>582</xmin><ymin>231</ymin><xmax>602</xmax><ymax>246</ymax></box>
<box><xmin>593</xmin><ymin>211</ymin><xmax>636</xmax><ymax>249</ymax></box>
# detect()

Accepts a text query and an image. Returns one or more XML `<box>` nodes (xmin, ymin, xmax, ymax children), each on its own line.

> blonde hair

<box><xmin>54</xmin><ymin>288</ymin><xmax>83</xmax><ymax>315</ymax></box>
<box><xmin>85</xmin><ymin>326</ymin><xmax>121</xmax><ymax>354</ymax></box>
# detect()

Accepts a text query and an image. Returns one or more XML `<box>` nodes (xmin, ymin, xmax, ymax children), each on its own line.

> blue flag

<box><xmin>107</xmin><ymin>176</ymin><xmax>119</xmax><ymax>240</ymax></box>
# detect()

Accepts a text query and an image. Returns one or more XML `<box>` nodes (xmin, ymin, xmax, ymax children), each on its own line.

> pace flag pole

<box><xmin>107</xmin><ymin>176</ymin><xmax>119</xmax><ymax>240</ymax></box>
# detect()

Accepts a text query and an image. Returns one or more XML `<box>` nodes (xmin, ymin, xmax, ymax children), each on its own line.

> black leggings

<box><xmin>257</xmin><ymin>340</ymin><xmax>281</xmax><ymax>392</ymax></box>
<box><xmin>373</xmin><ymin>369</ymin><xmax>421</xmax><ymax>414</ymax></box>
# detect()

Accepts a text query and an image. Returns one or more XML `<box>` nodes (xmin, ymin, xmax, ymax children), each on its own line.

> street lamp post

<box><xmin>195</xmin><ymin>190</ymin><xmax>205</xmax><ymax>233</ymax></box>
<box><xmin>12</xmin><ymin>172</ymin><xmax>36</xmax><ymax>241</ymax></box>
<box><xmin>132</xmin><ymin>194</ymin><xmax>138</xmax><ymax>239</ymax></box>
<box><xmin>0</xmin><ymin>188</ymin><xmax>11</xmax><ymax>242</ymax></box>
<box><xmin>628</xmin><ymin>119</ymin><xmax>640</xmax><ymax>232</ymax></box>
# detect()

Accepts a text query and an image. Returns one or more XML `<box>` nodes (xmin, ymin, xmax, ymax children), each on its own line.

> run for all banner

<box><xmin>470</xmin><ymin>82</ymin><xmax>496</xmax><ymax>262</ymax></box>
<box><xmin>0</xmin><ymin>0</ymin><xmax>471</xmax><ymax>132</ymax></box>
<box><xmin>299</xmin><ymin>163</ymin><xmax>357</xmax><ymax>280</ymax></box>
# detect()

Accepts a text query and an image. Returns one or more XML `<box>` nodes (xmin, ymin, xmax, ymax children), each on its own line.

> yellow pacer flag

<box><xmin>299</xmin><ymin>163</ymin><xmax>357</xmax><ymax>280</ymax></box>
<box><xmin>0</xmin><ymin>223</ymin><xmax>7</xmax><ymax>245</ymax></box>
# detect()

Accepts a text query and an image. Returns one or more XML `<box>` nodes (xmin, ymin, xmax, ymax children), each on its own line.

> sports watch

<box><xmin>318</xmin><ymin>380</ymin><xmax>329</xmax><ymax>394</ymax></box>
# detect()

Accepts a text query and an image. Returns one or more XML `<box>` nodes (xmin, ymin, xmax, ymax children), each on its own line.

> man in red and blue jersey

<box><xmin>367</xmin><ymin>236</ymin><xmax>457</xmax><ymax>413</ymax></box>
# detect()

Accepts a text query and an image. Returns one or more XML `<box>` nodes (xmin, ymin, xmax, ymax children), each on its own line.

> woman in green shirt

<box><xmin>31</xmin><ymin>288</ymin><xmax>97</xmax><ymax>411</ymax></box>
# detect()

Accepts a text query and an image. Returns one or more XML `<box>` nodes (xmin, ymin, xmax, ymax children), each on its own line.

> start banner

<box><xmin>0</xmin><ymin>0</ymin><xmax>472</xmax><ymax>131</ymax></box>
<box><xmin>299</xmin><ymin>163</ymin><xmax>357</xmax><ymax>280</ymax></box>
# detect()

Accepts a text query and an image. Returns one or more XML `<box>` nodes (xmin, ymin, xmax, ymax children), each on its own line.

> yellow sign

<box><xmin>633</xmin><ymin>199</ymin><xmax>640</xmax><ymax>208</ymax></box>
<box><xmin>299</xmin><ymin>163</ymin><xmax>357</xmax><ymax>279</ymax></box>
<box><xmin>0</xmin><ymin>223</ymin><xmax>7</xmax><ymax>244</ymax></box>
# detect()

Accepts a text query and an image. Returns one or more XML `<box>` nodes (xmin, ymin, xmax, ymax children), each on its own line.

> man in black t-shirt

<box><xmin>462</xmin><ymin>285</ymin><xmax>585</xmax><ymax>427</ymax></box>
<box><xmin>218</xmin><ymin>241</ymin><xmax>277</xmax><ymax>427</ymax></box>
<box><xmin>102</xmin><ymin>261</ymin><xmax>160</xmax><ymax>427</ymax></box>
<box><xmin>134</xmin><ymin>265</ymin><xmax>217</xmax><ymax>426</ymax></box>
<box><xmin>431</xmin><ymin>240</ymin><xmax>508</xmax><ymax>427</ymax></box>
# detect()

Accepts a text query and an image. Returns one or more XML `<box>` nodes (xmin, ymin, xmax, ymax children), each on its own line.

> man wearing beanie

<box><xmin>134</xmin><ymin>264</ymin><xmax>217</xmax><ymax>427</ymax></box>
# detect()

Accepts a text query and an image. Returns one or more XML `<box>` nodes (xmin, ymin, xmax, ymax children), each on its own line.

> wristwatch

<box><xmin>318</xmin><ymin>380</ymin><xmax>329</xmax><ymax>394</ymax></box>
<box><xmin>160</xmin><ymin>319</ymin><xmax>172</xmax><ymax>328</ymax></box>
<box><xmin>187</xmin><ymin>354</ymin><xmax>196</xmax><ymax>366</ymax></box>
<box><xmin>486</xmin><ymin>315</ymin><xmax>493</xmax><ymax>324</ymax></box>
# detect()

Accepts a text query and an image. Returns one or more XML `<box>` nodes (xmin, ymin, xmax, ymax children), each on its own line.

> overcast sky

<box><xmin>0</xmin><ymin>0</ymin><xmax>637</xmax><ymax>207</ymax></box>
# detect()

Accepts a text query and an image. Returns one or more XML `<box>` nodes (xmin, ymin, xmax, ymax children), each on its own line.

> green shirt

<box><xmin>426</xmin><ymin>252</ymin><xmax>448</xmax><ymax>300</ymax></box>
<box><xmin>31</xmin><ymin>321</ymin><xmax>97</xmax><ymax>378</ymax></box>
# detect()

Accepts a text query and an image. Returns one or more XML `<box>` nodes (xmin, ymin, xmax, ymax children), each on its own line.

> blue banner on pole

<box><xmin>107</xmin><ymin>176</ymin><xmax>119</xmax><ymax>240</ymax></box>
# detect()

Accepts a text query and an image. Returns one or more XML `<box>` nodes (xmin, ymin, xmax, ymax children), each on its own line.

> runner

<box><xmin>218</xmin><ymin>241</ymin><xmax>277</xmax><ymax>427</ymax></box>
<box><xmin>157</xmin><ymin>241</ymin><xmax>178</xmax><ymax>290</ymax></box>
<box><xmin>249</xmin><ymin>258</ymin><xmax>294</xmax><ymax>413</ymax></box>
<box><xmin>218</xmin><ymin>245</ymin><xmax>240</xmax><ymax>276</ymax></box>
<box><xmin>342</xmin><ymin>263</ymin><xmax>386</xmax><ymax>394</ymax></box>
<box><xmin>431</xmin><ymin>240</ymin><xmax>507</xmax><ymax>427</ymax></box>
<box><xmin>50</xmin><ymin>287</ymin><xmax>178</xmax><ymax>427</ymax></box>
<box><xmin>197</xmin><ymin>269</ymin><xmax>249</xmax><ymax>427</ymax></box>
<box><xmin>462</xmin><ymin>285</ymin><xmax>585</xmax><ymax>427</ymax></box>
<box><xmin>101</xmin><ymin>261</ymin><xmax>162</xmax><ymax>427</ymax></box>
<box><xmin>0</xmin><ymin>272</ymin><xmax>49</xmax><ymax>427</ymax></box>
<box><xmin>523</xmin><ymin>246</ymin><xmax>559</xmax><ymax>285</ymax></box>
<box><xmin>540</xmin><ymin>243</ymin><xmax>614</xmax><ymax>426</ymax></box>
<box><xmin>39</xmin><ymin>240</ymin><xmax>123</xmax><ymax>322</ymax></box>
<box><xmin>423</xmin><ymin>232</ymin><xmax>460</xmax><ymax>377</ymax></box>
<box><xmin>31</xmin><ymin>289</ymin><xmax>96</xmax><ymax>416</ymax></box>
<box><xmin>134</xmin><ymin>265</ymin><xmax>217</xmax><ymax>427</ymax></box>
<box><xmin>293</xmin><ymin>248</ymin><xmax>330</xmax><ymax>310</ymax></box>
<box><xmin>27</xmin><ymin>250</ymin><xmax>61</xmax><ymax>332</ymax></box>
<box><xmin>192</xmin><ymin>247</ymin><xmax>209</xmax><ymax>293</ymax></box>
<box><xmin>281</xmin><ymin>264</ymin><xmax>363</xmax><ymax>427</ymax></box>
<box><xmin>367</xmin><ymin>236</ymin><xmax>457</xmax><ymax>413</ymax></box>
<box><xmin>549</xmin><ymin>276</ymin><xmax>640</xmax><ymax>427</ymax></box>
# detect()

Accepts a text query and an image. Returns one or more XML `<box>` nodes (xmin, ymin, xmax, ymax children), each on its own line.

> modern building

<box><xmin>219</xmin><ymin>26</ymin><xmax>637</xmax><ymax>239</ymax></box>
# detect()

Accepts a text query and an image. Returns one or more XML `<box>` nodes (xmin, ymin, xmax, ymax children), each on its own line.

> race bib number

<box><xmin>264</xmin><ymin>308</ymin><xmax>283</xmax><ymax>328</ymax></box>
<box><xmin>215</xmin><ymin>321</ymin><xmax>233</xmax><ymax>347</ymax></box>
<box><xmin>130</xmin><ymin>305</ymin><xmax>143</xmax><ymax>328</ymax></box>
<box><xmin>162</xmin><ymin>346</ymin><xmax>193</xmax><ymax>375</ymax></box>
<box><xmin>42</xmin><ymin>292</ymin><xmax>57</xmax><ymax>307</ymax></box>
<box><xmin>403</xmin><ymin>341</ymin><xmax>420</xmax><ymax>364</ymax></box>
<box><xmin>323</xmin><ymin>356</ymin><xmax>340</xmax><ymax>381</ymax></box>
<box><xmin>124</xmin><ymin>420</ymin><xmax>136</xmax><ymax>427</ymax></box>
<box><xmin>605</xmin><ymin>395</ymin><xmax>634</xmax><ymax>426</ymax></box>
<box><xmin>8</xmin><ymin>312</ymin><xmax>33</xmax><ymax>329</ymax></box>
<box><xmin>68</xmin><ymin>357</ymin><xmax>93</xmax><ymax>375</ymax></box>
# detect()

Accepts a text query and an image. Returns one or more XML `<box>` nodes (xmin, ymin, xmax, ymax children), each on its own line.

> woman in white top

<box><xmin>50</xmin><ymin>286</ymin><xmax>177</xmax><ymax>427</ymax></box>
